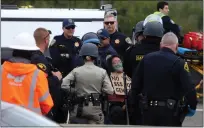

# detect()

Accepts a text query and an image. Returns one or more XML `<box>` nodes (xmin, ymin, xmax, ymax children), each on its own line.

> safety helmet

<box><xmin>81</xmin><ymin>32</ymin><xmax>101</xmax><ymax>45</ymax></box>
<box><xmin>8</xmin><ymin>32</ymin><xmax>39</xmax><ymax>51</ymax></box>
<box><xmin>143</xmin><ymin>22</ymin><xmax>164</xmax><ymax>37</ymax></box>
<box><xmin>79</xmin><ymin>43</ymin><xmax>98</xmax><ymax>58</ymax></box>
<box><xmin>135</xmin><ymin>21</ymin><xmax>144</xmax><ymax>37</ymax></box>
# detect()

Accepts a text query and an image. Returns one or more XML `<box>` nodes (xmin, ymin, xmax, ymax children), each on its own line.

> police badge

<box><xmin>115</xmin><ymin>39</ymin><xmax>120</xmax><ymax>44</ymax></box>
<box><xmin>69</xmin><ymin>19</ymin><xmax>73</xmax><ymax>23</ymax></box>
<box><xmin>74</xmin><ymin>42</ymin><xmax>79</xmax><ymax>47</ymax></box>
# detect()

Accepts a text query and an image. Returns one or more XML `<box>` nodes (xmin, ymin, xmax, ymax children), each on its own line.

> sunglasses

<box><xmin>43</xmin><ymin>33</ymin><xmax>50</xmax><ymax>40</ymax></box>
<box><xmin>65</xmin><ymin>26</ymin><xmax>75</xmax><ymax>30</ymax></box>
<box><xmin>104</xmin><ymin>22</ymin><xmax>114</xmax><ymax>25</ymax></box>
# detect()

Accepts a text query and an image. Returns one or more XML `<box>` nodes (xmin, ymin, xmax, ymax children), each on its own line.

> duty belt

<box><xmin>77</xmin><ymin>93</ymin><xmax>101</xmax><ymax>106</ymax></box>
<box><xmin>148</xmin><ymin>99</ymin><xmax>177</xmax><ymax>109</ymax></box>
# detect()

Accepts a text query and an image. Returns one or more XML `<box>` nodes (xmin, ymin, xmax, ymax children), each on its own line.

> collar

<box><xmin>84</xmin><ymin>61</ymin><xmax>94</xmax><ymax>65</ymax></box>
<box><xmin>62</xmin><ymin>33</ymin><xmax>73</xmax><ymax>40</ymax></box>
<box><xmin>109</xmin><ymin>30</ymin><xmax>118</xmax><ymax>38</ymax></box>
<box><xmin>161</xmin><ymin>47</ymin><xmax>175</xmax><ymax>54</ymax></box>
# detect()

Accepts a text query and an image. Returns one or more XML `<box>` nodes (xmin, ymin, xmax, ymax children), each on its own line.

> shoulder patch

<box><xmin>125</xmin><ymin>37</ymin><xmax>133</xmax><ymax>45</ymax></box>
<box><xmin>49</xmin><ymin>39</ymin><xmax>56</xmax><ymax>47</ymax></box>
<box><xmin>184</xmin><ymin>62</ymin><xmax>190</xmax><ymax>72</ymax></box>
<box><xmin>37</xmin><ymin>63</ymin><xmax>47</xmax><ymax>71</ymax></box>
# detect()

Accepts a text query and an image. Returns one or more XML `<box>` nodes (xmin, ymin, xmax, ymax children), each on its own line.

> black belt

<box><xmin>149</xmin><ymin>100</ymin><xmax>167</xmax><ymax>107</ymax></box>
<box><xmin>148</xmin><ymin>99</ymin><xmax>177</xmax><ymax>109</ymax></box>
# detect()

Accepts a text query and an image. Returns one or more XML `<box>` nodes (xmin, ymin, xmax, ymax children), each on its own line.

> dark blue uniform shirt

<box><xmin>131</xmin><ymin>47</ymin><xmax>197</xmax><ymax>110</ymax></box>
<box><xmin>49</xmin><ymin>34</ymin><xmax>82</xmax><ymax>78</ymax></box>
<box><xmin>123</xmin><ymin>38</ymin><xmax>161</xmax><ymax>78</ymax></box>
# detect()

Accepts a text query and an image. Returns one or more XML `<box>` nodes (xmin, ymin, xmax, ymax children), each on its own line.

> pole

<box><xmin>123</xmin><ymin>73</ymin><xmax>130</xmax><ymax>125</ymax></box>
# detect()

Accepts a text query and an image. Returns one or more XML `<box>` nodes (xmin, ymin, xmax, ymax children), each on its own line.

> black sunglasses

<box><xmin>65</xmin><ymin>26</ymin><xmax>75</xmax><ymax>30</ymax></box>
<box><xmin>104</xmin><ymin>22</ymin><xmax>114</xmax><ymax>25</ymax></box>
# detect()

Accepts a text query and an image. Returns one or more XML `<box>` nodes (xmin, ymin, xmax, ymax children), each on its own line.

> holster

<box><xmin>76</xmin><ymin>97</ymin><xmax>84</xmax><ymax>117</ymax></box>
<box><xmin>91</xmin><ymin>93</ymin><xmax>101</xmax><ymax>106</ymax></box>
<box><xmin>174</xmin><ymin>99</ymin><xmax>188</xmax><ymax>122</ymax></box>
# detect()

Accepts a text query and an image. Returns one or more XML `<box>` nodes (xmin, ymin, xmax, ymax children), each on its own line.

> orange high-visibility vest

<box><xmin>1</xmin><ymin>61</ymin><xmax>53</xmax><ymax>115</ymax></box>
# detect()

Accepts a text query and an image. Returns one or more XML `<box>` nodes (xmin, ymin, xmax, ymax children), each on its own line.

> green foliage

<box><xmin>2</xmin><ymin>0</ymin><xmax>203</xmax><ymax>36</ymax></box>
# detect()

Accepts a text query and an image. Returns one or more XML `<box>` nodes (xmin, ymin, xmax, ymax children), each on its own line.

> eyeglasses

<box><xmin>44</xmin><ymin>33</ymin><xmax>50</xmax><ymax>41</ymax></box>
<box><xmin>65</xmin><ymin>26</ymin><xmax>75</xmax><ymax>30</ymax></box>
<box><xmin>104</xmin><ymin>22</ymin><xmax>114</xmax><ymax>25</ymax></box>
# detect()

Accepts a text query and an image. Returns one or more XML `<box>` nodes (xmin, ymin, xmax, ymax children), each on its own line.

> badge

<box><xmin>184</xmin><ymin>62</ymin><xmax>190</xmax><ymax>72</ymax></box>
<box><xmin>125</xmin><ymin>37</ymin><xmax>133</xmax><ymax>45</ymax></box>
<box><xmin>74</xmin><ymin>42</ymin><xmax>79</xmax><ymax>47</ymax></box>
<box><xmin>115</xmin><ymin>39</ymin><xmax>120</xmax><ymax>44</ymax></box>
<box><xmin>68</xmin><ymin>19</ymin><xmax>73</xmax><ymax>23</ymax></box>
<box><xmin>37</xmin><ymin>63</ymin><xmax>47</xmax><ymax>71</ymax></box>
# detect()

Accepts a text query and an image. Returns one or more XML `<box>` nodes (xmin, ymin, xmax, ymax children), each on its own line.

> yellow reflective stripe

<box><xmin>154</xmin><ymin>11</ymin><xmax>165</xmax><ymax>17</ymax></box>
<box><xmin>27</xmin><ymin>69</ymin><xmax>42</xmax><ymax>114</ymax></box>
<box><xmin>38</xmin><ymin>91</ymin><xmax>49</xmax><ymax>102</ymax></box>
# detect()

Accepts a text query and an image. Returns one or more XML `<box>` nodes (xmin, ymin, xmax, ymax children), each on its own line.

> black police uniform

<box><xmin>30</xmin><ymin>50</ymin><xmax>63</xmax><ymax>123</ymax></box>
<box><xmin>49</xmin><ymin>34</ymin><xmax>82</xmax><ymax>78</ymax></box>
<box><xmin>131</xmin><ymin>47</ymin><xmax>197</xmax><ymax>126</ymax></box>
<box><xmin>109</xmin><ymin>31</ymin><xmax>131</xmax><ymax>59</ymax></box>
<box><xmin>162</xmin><ymin>16</ymin><xmax>182</xmax><ymax>43</ymax></box>
<box><xmin>123</xmin><ymin>38</ymin><xmax>161</xmax><ymax>78</ymax></box>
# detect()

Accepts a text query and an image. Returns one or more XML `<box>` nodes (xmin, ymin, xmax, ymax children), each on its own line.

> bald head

<box><xmin>161</xmin><ymin>32</ymin><xmax>178</xmax><ymax>45</ymax></box>
<box><xmin>160</xmin><ymin>32</ymin><xmax>179</xmax><ymax>53</ymax></box>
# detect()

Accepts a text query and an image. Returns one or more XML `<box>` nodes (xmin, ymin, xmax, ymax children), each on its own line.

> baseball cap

<box><xmin>97</xmin><ymin>29</ymin><xmax>110</xmax><ymax>39</ymax></box>
<box><xmin>62</xmin><ymin>19</ymin><xmax>76</xmax><ymax>28</ymax></box>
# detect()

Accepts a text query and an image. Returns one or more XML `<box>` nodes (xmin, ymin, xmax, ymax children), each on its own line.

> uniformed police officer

<box><xmin>130</xmin><ymin>32</ymin><xmax>197</xmax><ymax>126</ymax></box>
<box><xmin>32</xmin><ymin>28</ymin><xmax>63</xmax><ymax>122</ymax></box>
<box><xmin>49</xmin><ymin>19</ymin><xmax>82</xmax><ymax>78</ymax></box>
<box><xmin>104</xmin><ymin>14</ymin><xmax>132</xmax><ymax>59</ymax></box>
<box><xmin>123</xmin><ymin>21</ymin><xmax>164</xmax><ymax>78</ymax></box>
<box><xmin>61</xmin><ymin>43</ymin><xmax>114</xmax><ymax>124</ymax></box>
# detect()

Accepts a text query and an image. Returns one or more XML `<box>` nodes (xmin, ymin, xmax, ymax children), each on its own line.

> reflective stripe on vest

<box><xmin>27</xmin><ymin>69</ymin><xmax>41</xmax><ymax>114</ymax></box>
<box><xmin>153</xmin><ymin>11</ymin><xmax>165</xmax><ymax>18</ymax></box>
<box><xmin>143</xmin><ymin>14</ymin><xmax>163</xmax><ymax>26</ymax></box>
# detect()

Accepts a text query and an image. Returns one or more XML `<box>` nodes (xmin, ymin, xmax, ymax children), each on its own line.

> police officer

<box><xmin>144</xmin><ymin>1</ymin><xmax>182</xmax><ymax>43</ymax></box>
<box><xmin>32</xmin><ymin>28</ymin><xmax>63</xmax><ymax>123</ymax></box>
<box><xmin>97</xmin><ymin>29</ymin><xmax>118</xmax><ymax>70</ymax></box>
<box><xmin>123</xmin><ymin>21</ymin><xmax>164</xmax><ymax>78</ymax></box>
<box><xmin>61</xmin><ymin>43</ymin><xmax>114</xmax><ymax>124</ymax></box>
<box><xmin>104</xmin><ymin>14</ymin><xmax>132</xmax><ymax>59</ymax></box>
<box><xmin>130</xmin><ymin>32</ymin><xmax>197</xmax><ymax>126</ymax></box>
<box><xmin>49</xmin><ymin>18</ymin><xmax>82</xmax><ymax>78</ymax></box>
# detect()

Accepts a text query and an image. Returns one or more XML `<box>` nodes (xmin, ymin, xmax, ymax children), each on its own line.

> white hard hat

<box><xmin>8</xmin><ymin>32</ymin><xmax>40</xmax><ymax>51</ymax></box>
